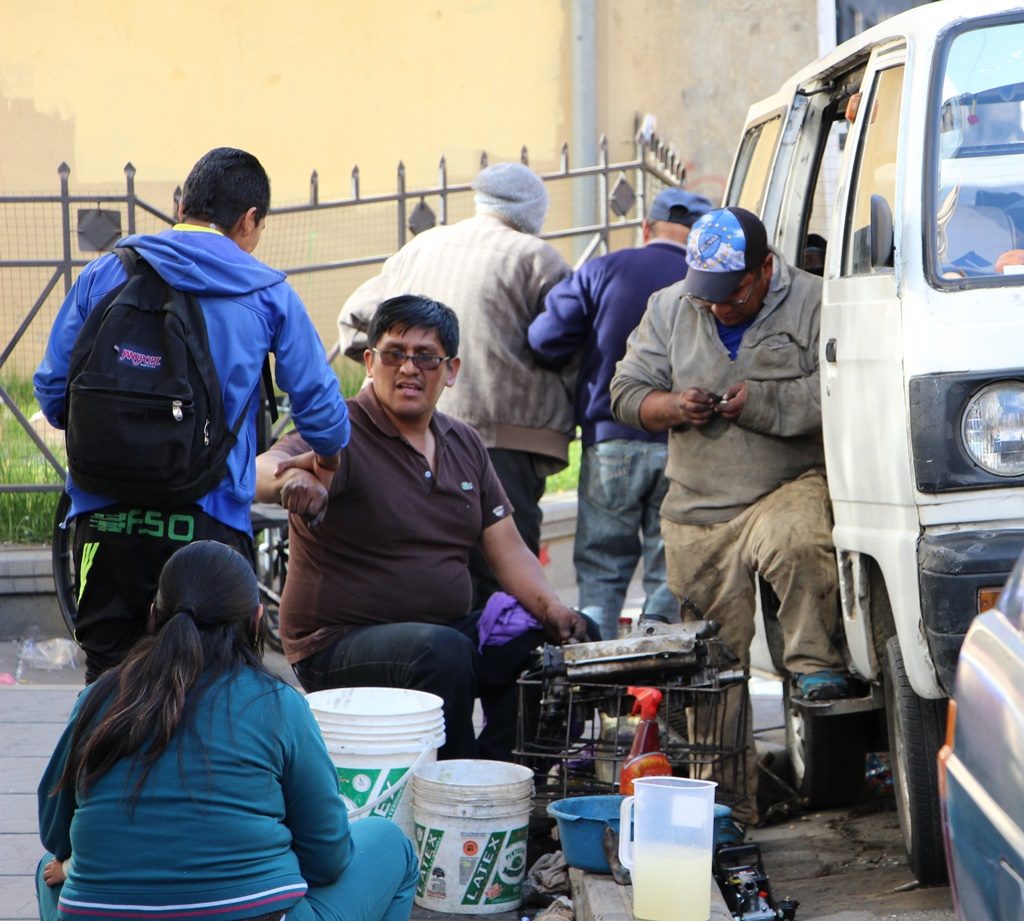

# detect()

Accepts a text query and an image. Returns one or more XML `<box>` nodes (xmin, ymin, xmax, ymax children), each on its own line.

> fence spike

<box><xmin>351</xmin><ymin>165</ymin><xmax>360</xmax><ymax>200</ymax></box>
<box><xmin>58</xmin><ymin>162</ymin><xmax>70</xmax><ymax>177</ymax></box>
<box><xmin>520</xmin><ymin>145</ymin><xmax>529</xmax><ymax>165</ymax></box>
<box><xmin>124</xmin><ymin>162</ymin><xmax>136</xmax><ymax>178</ymax></box>
<box><xmin>480</xmin><ymin>150</ymin><xmax>489</xmax><ymax>169</ymax></box>
<box><xmin>560</xmin><ymin>142</ymin><xmax>569</xmax><ymax>173</ymax></box>
<box><xmin>310</xmin><ymin>170</ymin><xmax>319</xmax><ymax>205</ymax></box>
<box><xmin>397</xmin><ymin>161</ymin><xmax>406</xmax><ymax>181</ymax></box>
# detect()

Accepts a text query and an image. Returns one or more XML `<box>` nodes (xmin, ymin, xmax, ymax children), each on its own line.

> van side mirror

<box><xmin>870</xmin><ymin>194</ymin><xmax>895</xmax><ymax>268</ymax></box>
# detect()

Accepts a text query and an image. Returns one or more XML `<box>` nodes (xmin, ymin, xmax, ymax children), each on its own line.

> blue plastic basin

<box><xmin>547</xmin><ymin>795</ymin><xmax>624</xmax><ymax>874</ymax></box>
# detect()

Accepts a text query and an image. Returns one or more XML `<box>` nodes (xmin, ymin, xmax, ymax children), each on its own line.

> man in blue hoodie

<box><xmin>34</xmin><ymin>147</ymin><xmax>349</xmax><ymax>683</ymax></box>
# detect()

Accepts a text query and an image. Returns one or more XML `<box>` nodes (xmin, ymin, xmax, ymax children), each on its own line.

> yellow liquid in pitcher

<box><xmin>631</xmin><ymin>845</ymin><xmax>712</xmax><ymax>921</ymax></box>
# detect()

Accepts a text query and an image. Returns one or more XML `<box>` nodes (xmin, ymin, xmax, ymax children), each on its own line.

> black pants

<box><xmin>71</xmin><ymin>505</ymin><xmax>253</xmax><ymax>683</ymax></box>
<box><xmin>293</xmin><ymin>613</ymin><xmax>549</xmax><ymax>762</ymax></box>
<box><xmin>294</xmin><ymin>612</ymin><xmax>600</xmax><ymax>763</ymax></box>
<box><xmin>469</xmin><ymin>448</ymin><xmax>546</xmax><ymax>609</ymax></box>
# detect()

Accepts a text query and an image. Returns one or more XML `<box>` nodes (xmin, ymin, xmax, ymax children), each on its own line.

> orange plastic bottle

<box><xmin>618</xmin><ymin>686</ymin><xmax>672</xmax><ymax>795</ymax></box>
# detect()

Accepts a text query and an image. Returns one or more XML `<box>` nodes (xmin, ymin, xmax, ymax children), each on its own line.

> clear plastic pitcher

<box><xmin>618</xmin><ymin>776</ymin><xmax>717</xmax><ymax>921</ymax></box>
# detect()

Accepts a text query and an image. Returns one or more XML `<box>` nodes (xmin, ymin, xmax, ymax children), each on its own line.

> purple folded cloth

<box><xmin>477</xmin><ymin>591</ymin><xmax>543</xmax><ymax>653</ymax></box>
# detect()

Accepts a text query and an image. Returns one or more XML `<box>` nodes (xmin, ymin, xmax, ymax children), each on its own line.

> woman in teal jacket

<box><xmin>36</xmin><ymin>540</ymin><xmax>417</xmax><ymax>921</ymax></box>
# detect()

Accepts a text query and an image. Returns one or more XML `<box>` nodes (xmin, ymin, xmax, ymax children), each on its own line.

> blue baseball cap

<box><xmin>648</xmin><ymin>189</ymin><xmax>714</xmax><ymax>227</ymax></box>
<box><xmin>681</xmin><ymin>207</ymin><xmax>769</xmax><ymax>302</ymax></box>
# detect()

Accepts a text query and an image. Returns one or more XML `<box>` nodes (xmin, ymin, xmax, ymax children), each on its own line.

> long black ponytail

<box><xmin>55</xmin><ymin>540</ymin><xmax>278</xmax><ymax>802</ymax></box>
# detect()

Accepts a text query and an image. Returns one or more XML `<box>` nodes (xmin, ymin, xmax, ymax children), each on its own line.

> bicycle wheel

<box><xmin>251</xmin><ymin>503</ymin><xmax>288</xmax><ymax>654</ymax></box>
<box><xmin>51</xmin><ymin>490</ymin><xmax>78</xmax><ymax>639</ymax></box>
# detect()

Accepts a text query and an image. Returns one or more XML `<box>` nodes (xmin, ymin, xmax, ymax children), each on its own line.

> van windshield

<box><xmin>932</xmin><ymin>18</ymin><xmax>1024</xmax><ymax>286</ymax></box>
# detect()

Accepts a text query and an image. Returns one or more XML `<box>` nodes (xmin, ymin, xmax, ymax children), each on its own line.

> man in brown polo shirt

<box><xmin>256</xmin><ymin>294</ymin><xmax>591</xmax><ymax>760</ymax></box>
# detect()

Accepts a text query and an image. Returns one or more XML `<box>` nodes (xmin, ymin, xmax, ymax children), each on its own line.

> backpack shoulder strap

<box><xmin>113</xmin><ymin>245</ymin><xmax>142</xmax><ymax>276</ymax></box>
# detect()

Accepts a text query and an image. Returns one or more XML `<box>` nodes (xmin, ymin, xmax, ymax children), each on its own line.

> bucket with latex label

<box><xmin>307</xmin><ymin>687</ymin><xmax>446</xmax><ymax>842</ymax></box>
<box><xmin>412</xmin><ymin>759</ymin><xmax>534</xmax><ymax>914</ymax></box>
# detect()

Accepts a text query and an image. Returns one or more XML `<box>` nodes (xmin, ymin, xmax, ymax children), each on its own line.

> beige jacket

<box><xmin>338</xmin><ymin>213</ymin><xmax>575</xmax><ymax>465</ymax></box>
<box><xmin>610</xmin><ymin>250</ymin><xmax>825</xmax><ymax>524</ymax></box>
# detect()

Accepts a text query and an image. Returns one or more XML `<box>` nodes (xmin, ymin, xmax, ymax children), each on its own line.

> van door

<box><xmin>818</xmin><ymin>51</ymin><xmax>917</xmax><ymax>681</ymax></box>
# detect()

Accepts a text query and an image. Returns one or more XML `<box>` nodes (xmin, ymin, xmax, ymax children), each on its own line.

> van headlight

<box><xmin>961</xmin><ymin>382</ymin><xmax>1024</xmax><ymax>476</ymax></box>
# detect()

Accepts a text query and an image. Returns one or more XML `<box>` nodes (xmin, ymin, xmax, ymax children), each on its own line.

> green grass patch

<box><xmin>546</xmin><ymin>437</ymin><xmax>581</xmax><ymax>496</ymax></box>
<box><xmin>1</xmin><ymin>377</ymin><xmax>65</xmax><ymax>543</ymax></box>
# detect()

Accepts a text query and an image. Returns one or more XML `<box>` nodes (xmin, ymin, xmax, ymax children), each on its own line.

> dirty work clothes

<box><xmin>70</xmin><ymin>504</ymin><xmax>252</xmax><ymax>683</ymax></box>
<box><xmin>277</xmin><ymin>387</ymin><xmax>511</xmax><ymax>665</ymax></box>
<box><xmin>661</xmin><ymin>471</ymin><xmax>843</xmax><ymax>675</ymax></box>
<box><xmin>468</xmin><ymin>448</ymin><xmax>546</xmax><ymax>609</ymax></box>
<box><xmin>36</xmin><ymin>670</ymin><xmax>417</xmax><ymax>921</ymax></box>
<box><xmin>575</xmin><ymin>440</ymin><xmax>677</xmax><ymax>639</ymax></box>
<box><xmin>294</xmin><ymin>613</ymin><xmax>552</xmax><ymax>762</ymax></box>
<box><xmin>663</xmin><ymin>472</ymin><xmax>845</xmax><ymax>823</ymax></box>
<box><xmin>611</xmin><ymin>250</ymin><xmax>824</xmax><ymax>525</ymax></box>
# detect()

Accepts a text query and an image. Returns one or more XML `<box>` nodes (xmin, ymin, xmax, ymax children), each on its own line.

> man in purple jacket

<box><xmin>528</xmin><ymin>188</ymin><xmax>711</xmax><ymax>638</ymax></box>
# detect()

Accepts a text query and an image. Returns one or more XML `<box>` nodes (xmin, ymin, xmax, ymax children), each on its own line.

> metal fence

<box><xmin>1</xmin><ymin>119</ymin><xmax>685</xmax><ymax>497</ymax></box>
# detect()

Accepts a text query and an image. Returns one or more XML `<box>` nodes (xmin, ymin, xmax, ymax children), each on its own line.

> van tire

<box><xmin>883</xmin><ymin>636</ymin><xmax>948</xmax><ymax>885</ymax></box>
<box><xmin>783</xmin><ymin>684</ymin><xmax>866</xmax><ymax>808</ymax></box>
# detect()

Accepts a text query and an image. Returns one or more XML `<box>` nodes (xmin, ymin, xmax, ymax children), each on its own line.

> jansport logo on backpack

<box><xmin>64</xmin><ymin>247</ymin><xmax>245</xmax><ymax>507</ymax></box>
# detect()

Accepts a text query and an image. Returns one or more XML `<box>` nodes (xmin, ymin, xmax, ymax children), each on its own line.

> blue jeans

<box><xmin>575</xmin><ymin>440</ymin><xmax>677</xmax><ymax>639</ymax></box>
<box><xmin>37</xmin><ymin>817</ymin><xmax>418</xmax><ymax>921</ymax></box>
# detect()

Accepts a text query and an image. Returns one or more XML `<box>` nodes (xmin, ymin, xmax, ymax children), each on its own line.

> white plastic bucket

<box><xmin>412</xmin><ymin>759</ymin><xmax>534</xmax><ymax>914</ymax></box>
<box><xmin>308</xmin><ymin>688</ymin><xmax>446</xmax><ymax>842</ymax></box>
<box><xmin>307</xmin><ymin>687</ymin><xmax>444</xmax><ymax>725</ymax></box>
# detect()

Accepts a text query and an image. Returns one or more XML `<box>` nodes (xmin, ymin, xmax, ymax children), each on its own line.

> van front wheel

<box><xmin>883</xmin><ymin>635</ymin><xmax>948</xmax><ymax>885</ymax></box>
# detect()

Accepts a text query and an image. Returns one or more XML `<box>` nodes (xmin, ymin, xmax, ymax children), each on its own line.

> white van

<box><xmin>726</xmin><ymin>0</ymin><xmax>1024</xmax><ymax>885</ymax></box>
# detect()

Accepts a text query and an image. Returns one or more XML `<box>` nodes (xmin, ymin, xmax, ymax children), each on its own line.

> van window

<box><xmin>843</xmin><ymin>65</ymin><xmax>904</xmax><ymax>276</ymax></box>
<box><xmin>727</xmin><ymin>115</ymin><xmax>783</xmax><ymax>213</ymax></box>
<box><xmin>930</xmin><ymin>18</ymin><xmax>1024</xmax><ymax>286</ymax></box>
<box><xmin>801</xmin><ymin>118</ymin><xmax>849</xmax><ymax>275</ymax></box>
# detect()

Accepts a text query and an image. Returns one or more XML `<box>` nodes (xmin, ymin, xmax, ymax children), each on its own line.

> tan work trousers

<box><xmin>662</xmin><ymin>470</ymin><xmax>844</xmax><ymax>823</ymax></box>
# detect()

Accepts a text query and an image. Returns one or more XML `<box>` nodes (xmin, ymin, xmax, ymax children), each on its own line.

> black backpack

<box><xmin>64</xmin><ymin>246</ymin><xmax>247</xmax><ymax>507</ymax></box>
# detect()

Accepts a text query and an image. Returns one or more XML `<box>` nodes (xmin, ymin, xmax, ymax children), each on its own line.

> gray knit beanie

<box><xmin>472</xmin><ymin>162</ymin><xmax>549</xmax><ymax>235</ymax></box>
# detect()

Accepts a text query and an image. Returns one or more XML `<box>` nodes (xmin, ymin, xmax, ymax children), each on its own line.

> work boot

<box><xmin>792</xmin><ymin>669</ymin><xmax>858</xmax><ymax>701</ymax></box>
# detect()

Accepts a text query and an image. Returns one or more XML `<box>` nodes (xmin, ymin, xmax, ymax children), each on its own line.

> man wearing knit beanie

<box><xmin>472</xmin><ymin>162</ymin><xmax>549</xmax><ymax>235</ymax></box>
<box><xmin>339</xmin><ymin>162</ymin><xmax>574</xmax><ymax>607</ymax></box>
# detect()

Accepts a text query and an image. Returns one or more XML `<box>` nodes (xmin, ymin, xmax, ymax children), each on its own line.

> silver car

<box><xmin>940</xmin><ymin>548</ymin><xmax>1024</xmax><ymax>920</ymax></box>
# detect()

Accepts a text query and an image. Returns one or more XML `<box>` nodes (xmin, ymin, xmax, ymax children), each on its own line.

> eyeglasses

<box><xmin>372</xmin><ymin>348</ymin><xmax>450</xmax><ymax>371</ymax></box>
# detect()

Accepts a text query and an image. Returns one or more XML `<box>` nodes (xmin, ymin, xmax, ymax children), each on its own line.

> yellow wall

<box><xmin>0</xmin><ymin>0</ymin><xmax>570</xmax><ymax>198</ymax></box>
<box><xmin>1</xmin><ymin>0</ymin><xmax>825</xmax><ymax>376</ymax></box>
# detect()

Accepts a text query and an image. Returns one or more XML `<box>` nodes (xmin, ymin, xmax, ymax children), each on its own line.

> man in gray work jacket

<box><xmin>610</xmin><ymin>206</ymin><xmax>856</xmax><ymax>822</ymax></box>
